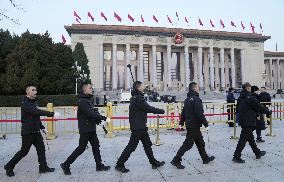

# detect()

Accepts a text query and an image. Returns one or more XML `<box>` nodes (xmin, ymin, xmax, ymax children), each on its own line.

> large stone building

<box><xmin>264</xmin><ymin>51</ymin><xmax>284</xmax><ymax>90</ymax></box>
<box><xmin>65</xmin><ymin>24</ymin><xmax>271</xmax><ymax>91</ymax></box>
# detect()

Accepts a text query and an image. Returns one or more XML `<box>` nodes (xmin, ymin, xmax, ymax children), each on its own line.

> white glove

<box><xmin>100</xmin><ymin>120</ymin><xmax>106</xmax><ymax>126</ymax></box>
<box><xmin>41</xmin><ymin>129</ymin><xmax>48</xmax><ymax>134</ymax></box>
<box><xmin>205</xmin><ymin>127</ymin><xmax>209</xmax><ymax>132</ymax></box>
<box><xmin>54</xmin><ymin>112</ymin><xmax>60</xmax><ymax>118</ymax></box>
<box><xmin>106</xmin><ymin>117</ymin><xmax>111</xmax><ymax>123</ymax></box>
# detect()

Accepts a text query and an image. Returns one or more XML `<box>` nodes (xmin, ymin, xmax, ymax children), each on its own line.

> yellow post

<box><xmin>267</xmin><ymin>116</ymin><xmax>276</xmax><ymax>137</ymax></box>
<box><xmin>0</xmin><ymin>108</ymin><xmax>6</xmax><ymax>139</ymax></box>
<box><xmin>230</xmin><ymin>104</ymin><xmax>238</xmax><ymax>140</ymax></box>
<box><xmin>154</xmin><ymin>115</ymin><xmax>162</xmax><ymax>146</ymax></box>
<box><xmin>105</xmin><ymin>102</ymin><xmax>115</xmax><ymax>138</ymax></box>
<box><xmin>46</xmin><ymin>103</ymin><xmax>56</xmax><ymax>140</ymax></box>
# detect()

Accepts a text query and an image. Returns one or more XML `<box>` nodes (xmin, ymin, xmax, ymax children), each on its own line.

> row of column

<box><xmin>268</xmin><ymin>59</ymin><xmax>281</xmax><ymax>89</ymax></box>
<box><xmin>99</xmin><ymin>44</ymin><xmax>244</xmax><ymax>90</ymax></box>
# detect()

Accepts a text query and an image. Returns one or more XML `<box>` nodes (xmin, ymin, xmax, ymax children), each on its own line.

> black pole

<box><xmin>127</xmin><ymin>64</ymin><xmax>135</xmax><ymax>83</ymax></box>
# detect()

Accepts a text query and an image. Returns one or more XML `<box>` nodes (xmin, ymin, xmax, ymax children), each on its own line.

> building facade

<box><xmin>65</xmin><ymin>24</ymin><xmax>270</xmax><ymax>91</ymax></box>
<box><xmin>264</xmin><ymin>51</ymin><xmax>284</xmax><ymax>90</ymax></box>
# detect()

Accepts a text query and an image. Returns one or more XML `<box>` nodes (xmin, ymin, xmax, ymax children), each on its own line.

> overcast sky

<box><xmin>1</xmin><ymin>0</ymin><xmax>283</xmax><ymax>51</ymax></box>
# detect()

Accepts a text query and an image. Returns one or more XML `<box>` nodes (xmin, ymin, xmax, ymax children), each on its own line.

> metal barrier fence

<box><xmin>0</xmin><ymin>102</ymin><xmax>283</xmax><ymax>139</ymax></box>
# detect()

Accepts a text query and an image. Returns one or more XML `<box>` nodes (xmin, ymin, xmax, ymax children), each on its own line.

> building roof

<box><xmin>264</xmin><ymin>51</ymin><xmax>284</xmax><ymax>57</ymax></box>
<box><xmin>65</xmin><ymin>24</ymin><xmax>271</xmax><ymax>42</ymax></box>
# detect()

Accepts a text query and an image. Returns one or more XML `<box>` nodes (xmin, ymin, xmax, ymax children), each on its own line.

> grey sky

<box><xmin>1</xmin><ymin>0</ymin><xmax>283</xmax><ymax>51</ymax></box>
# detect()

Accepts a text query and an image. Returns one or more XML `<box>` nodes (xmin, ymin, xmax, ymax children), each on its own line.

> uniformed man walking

<box><xmin>4</xmin><ymin>84</ymin><xmax>57</xmax><ymax>177</ymax></box>
<box><xmin>171</xmin><ymin>82</ymin><xmax>215</xmax><ymax>169</ymax></box>
<box><xmin>115</xmin><ymin>81</ymin><xmax>165</xmax><ymax>173</ymax></box>
<box><xmin>60</xmin><ymin>83</ymin><xmax>110</xmax><ymax>175</ymax></box>
<box><xmin>232</xmin><ymin>82</ymin><xmax>272</xmax><ymax>163</ymax></box>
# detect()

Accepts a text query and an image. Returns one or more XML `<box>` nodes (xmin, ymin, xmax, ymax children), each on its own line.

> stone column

<box><xmin>225</xmin><ymin>51</ymin><xmax>229</xmax><ymax>89</ymax></box>
<box><xmin>198</xmin><ymin>47</ymin><xmax>204</xmax><ymax>89</ymax></box>
<box><xmin>184</xmin><ymin>45</ymin><xmax>190</xmax><ymax>88</ymax></box>
<box><xmin>269</xmin><ymin>59</ymin><xmax>273</xmax><ymax>89</ymax></box>
<box><xmin>220</xmin><ymin>48</ymin><xmax>225</xmax><ymax>90</ymax></box>
<box><xmin>152</xmin><ymin>45</ymin><xmax>157</xmax><ymax>88</ymax></box>
<box><xmin>167</xmin><ymin>44</ymin><xmax>172</xmax><ymax>88</ymax></box>
<box><xmin>204</xmin><ymin>51</ymin><xmax>209</xmax><ymax>91</ymax></box>
<box><xmin>240</xmin><ymin>49</ymin><xmax>245</xmax><ymax>84</ymax></box>
<box><xmin>138</xmin><ymin>44</ymin><xmax>144</xmax><ymax>82</ymax></box>
<box><xmin>277</xmin><ymin>59</ymin><xmax>280</xmax><ymax>89</ymax></box>
<box><xmin>231</xmin><ymin>48</ymin><xmax>236</xmax><ymax>88</ymax></box>
<box><xmin>99</xmin><ymin>43</ymin><xmax>104</xmax><ymax>90</ymax></box>
<box><xmin>125</xmin><ymin>44</ymin><xmax>131</xmax><ymax>90</ymax></box>
<box><xmin>209</xmin><ymin>47</ymin><xmax>215</xmax><ymax>90</ymax></box>
<box><xmin>112</xmin><ymin>44</ymin><xmax>117</xmax><ymax>90</ymax></box>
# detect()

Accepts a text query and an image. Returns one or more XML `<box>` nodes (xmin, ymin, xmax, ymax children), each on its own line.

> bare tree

<box><xmin>0</xmin><ymin>0</ymin><xmax>26</xmax><ymax>25</ymax></box>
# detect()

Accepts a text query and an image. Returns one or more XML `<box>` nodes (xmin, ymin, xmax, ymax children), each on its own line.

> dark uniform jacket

<box><xmin>226</xmin><ymin>92</ymin><xmax>235</xmax><ymax>103</ymax></box>
<box><xmin>77</xmin><ymin>93</ymin><xmax>107</xmax><ymax>134</ymax></box>
<box><xmin>129</xmin><ymin>90</ymin><xmax>165</xmax><ymax>131</ymax></box>
<box><xmin>21</xmin><ymin>96</ymin><xmax>54</xmax><ymax>135</ymax></box>
<box><xmin>180</xmin><ymin>90</ymin><xmax>209</xmax><ymax>129</ymax></box>
<box><xmin>236</xmin><ymin>90</ymin><xmax>271</xmax><ymax>128</ymax></box>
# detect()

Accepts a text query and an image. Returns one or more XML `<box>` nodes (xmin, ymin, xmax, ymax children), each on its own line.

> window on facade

<box><xmin>117</xmin><ymin>51</ymin><xmax>124</xmax><ymax>60</ymax></box>
<box><xmin>104</xmin><ymin>51</ymin><xmax>111</xmax><ymax>60</ymax></box>
<box><xmin>131</xmin><ymin>51</ymin><xmax>137</xmax><ymax>60</ymax></box>
<box><xmin>272</xmin><ymin>70</ymin><xmax>274</xmax><ymax>77</ymax></box>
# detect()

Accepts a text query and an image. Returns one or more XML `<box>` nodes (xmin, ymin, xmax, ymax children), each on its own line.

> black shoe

<box><xmin>170</xmin><ymin>160</ymin><xmax>185</xmax><ymax>169</ymax></box>
<box><xmin>115</xmin><ymin>165</ymin><xmax>130</xmax><ymax>173</ymax></box>
<box><xmin>96</xmin><ymin>164</ymin><xmax>111</xmax><ymax>171</ymax></box>
<box><xmin>256</xmin><ymin>139</ymin><xmax>265</xmax><ymax>143</ymax></box>
<box><xmin>256</xmin><ymin>151</ymin><xmax>266</xmax><ymax>159</ymax></box>
<box><xmin>152</xmin><ymin>161</ymin><xmax>165</xmax><ymax>169</ymax></box>
<box><xmin>203</xmin><ymin>156</ymin><xmax>215</xmax><ymax>164</ymax></box>
<box><xmin>4</xmin><ymin>165</ymin><xmax>15</xmax><ymax>177</ymax></box>
<box><xmin>39</xmin><ymin>166</ymin><xmax>55</xmax><ymax>174</ymax></box>
<box><xmin>232</xmin><ymin>157</ymin><xmax>245</xmax><ymax>163</ymax></box>
<box><xmin>60</xmin><ymin>163</ymin><xmax>71</xmax><ymax>175</ymax></box>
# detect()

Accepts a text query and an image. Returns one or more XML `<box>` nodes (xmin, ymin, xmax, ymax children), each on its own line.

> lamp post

<box><xmin>75</xmin><ymin>61</ymin><xmax>82</xmax><ymax>95</ymax></box>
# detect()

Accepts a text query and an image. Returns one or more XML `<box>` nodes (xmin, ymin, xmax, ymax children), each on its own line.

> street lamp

<box><xmin>75</xmin><ymin>61</ymin><xmax>81</xmax><ymax>95</ymax></box>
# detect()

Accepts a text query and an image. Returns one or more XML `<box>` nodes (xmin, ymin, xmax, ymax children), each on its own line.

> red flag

<box><xmin>198</xmin><ymin>18</ymin><xmax>203</xmax><ymax>26</ymax></box>
<box><xmin>231</xmin><ymin>21</ymin><xmax>236</xmax><ymax>27</ymax></box>
<box><xmin>61</xmin><ymin>34</ymin><xmax>66</xmax><ymax>44</ymax></box>
<box><xmin>76</xmin><ymin>18</ymin><xmax>81</xmax><ymax>24</ymax></box>
<box><xmin>153</xmin><ymin>15</ymin><xmax>158</xmax><ymax>23</ymax></box>
<box><xmin>87</xmin><ymin>11</ymin><xmax>94</xmax><ymax>22</ymax></box>
<box><xmin>128</xmin><ymin>14</ymin><xmax>134</xmax><ymax>22</ymax></box>
<box><xmin>101</xmin><ymin>12</ymin><xmax>107</xmax><ymax>21</ymax></box>
<box><xmin>220</xmin><ymin>19</ymin><xmax>225</xmax><ymax>28</ymax></box>
<box><xmin>250</xmin><ymin>22</ymin><xmax>255</xmax><ymax>33</ymax></box>
<box><xmin>73</xmin><ymin>11</ymin><xmax>81</xmax><ymax>20</ymax></box>
<box><xmin>114</xmin><ymin>12</ymin><xmax>122</xmax><ymax>22</ymax></box>
<box><xmin>241</xmin><ymin>21</ymin><xmax>245</xmax><ymax>30</ymax></box>
<box><xmin>185</xmin><ymin>16</ymin><xmax>189</xmax><ymax>24</ymax></box>
<box><xmin>141</xmin><ymin>15</ymin><xmax>144</xmax><ymax>23</ymax></box>
<box><xmin>167</xmin><ymin>15</ymin><xmax>173</xmax><ymax>24</ymax></box>
<box><xmin>210</xmin><ymin>19</ymin><xmax>215</xmax><ymax>28</ymax></box>
<box><xmin>176</xmin><ymin>12</ymin><xmax>179</xmax><ymax>20</ymax></box>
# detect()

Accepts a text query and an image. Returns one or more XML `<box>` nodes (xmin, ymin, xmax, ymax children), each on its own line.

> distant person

<box><xmin>226</xmin><ymin>87</ymin><xmax>235</xmax><ymax>127</ymax></box>
<box><xmin>251</xmin><ymin>86</ymin><xmax>266</xmax><ymax>143</ymax></box>
<box><xmin>259</xmin><ymin>87</ymin><xmax>272</xmax><ymax>125</ymax></box>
